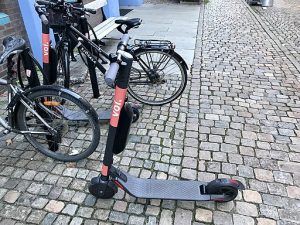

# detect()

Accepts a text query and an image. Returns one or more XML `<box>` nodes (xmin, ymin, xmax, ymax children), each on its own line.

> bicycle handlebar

<box><xmin>36</xmin><ymin>0</ymin><xmax>96</xmax><ymax>15</ymax></box>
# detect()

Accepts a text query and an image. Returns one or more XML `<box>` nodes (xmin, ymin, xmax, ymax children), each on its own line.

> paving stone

<box><xmin>195</xmin><ymin>208</ymin><xmax>212</xmax><ymax>223</ymax></box>
<box><xmin>146</xmin><ymin>216</ymin><xmax>157</xmax><ymax>225</ymax></box>
<box><xmin>83</xmin><ymin>219</ymin><xmax>98</xmax><ymax>225</ymax></box>
<box><xmin>113</xmin><ymin>201</ymin><xmax>127</xmax><ymax>212</ymax></box>
<box><xmin>53</xmin><ymin>215</ymin><xmax>71</xmax><ymax>225</ymax></box>
<box><xmin>273</xmin><ymin>171</ymin><xmax>294</xmax><ymax>185</ymax></box>
<box><xmin>213</xmin><ymin>211</ymin><xmax>233</xmax><ymax>225</ymax></box>
<box><xmin>278</xmin><ymin>209</ymin><xmax>300</xmax><ymax>223</ymax></box>
<box><xmin>4</xmin><ymin>190</ymin><xmax>20</xmax><ymax>203</ymax></box>
<box><xmin>62</xmin><ymin>204</ymin><xmax>78</xmax><ymax>216</ymax></box>
<box><xmin>286</xmin><ymin>186</ymin><xmax>300</xmax><ymax>199</ymax></box>
<box><xmin>128</xmin><ymin>215</ymin><xmax>145</xmax><ymax>225</ymax></box>
<box><xmin>31</xmin><ymin>198</ymin><xmax>49</xmax><ymax>209</ymax></box>
<box><xmin>0</xmin><ymin>219</ymin><xmax>16</xmax><ymax>225</ymax></box>
<box><xmin>70</xmin><ymin>217</ymin><xmax>83</xmax><ymax>225</ymax></box>
<box><xmin>159</xmin><ymin>209</ymin><xmax>173</xmax><ymax>225</ymax></box>
<box><xmin>236</xmin><ymin>202</ymin><xmax>258</xmax><ymax>217</ymax></box>
<box><xmin>26</xmin><ymin>210</ymin><xmax>47</xmax><ymax>224</ymax></box>
<box><xmin>41</xmin><ymin>213</ymin><xmax>57</xmax><ymax>225</ymax></box>
<box><xmin>259</xmin><ymin>204</ymin><xmax>279</xmax><ymax>220</ymax></box>
<box><xmin>174</xmin><ymin>208</ymin><xmax>193</xmax><ymax>225</ymax></box>
<box><xmin>233</xmin><ymin>214</ymin><xmax>255</xmax><ymax>225</ymax></box>
<box><xmin>109</xmin><ymin>211</ymin><xmax>129</xmax><ymax>224</ymax></box>
<box><xmin>145</xmin><ymin>205</ymin><xmax>160</xmax><ymax>216</ymax></box>
<box><xmin>93</xmin><ymin>209</ymin><xmax>110</xmax><ymax>220</ymax></box>
<box><xmin>257</xmin><ymin>218</ymin><xmax>277</xmax><ymax>225</ymax></box>
<box><xmin>254</xmin><ymin>169</ymin><xmax>274</xmax><ymax>182</ymax></box>
<box><xmin>216</xmin><ymin>201</ymin><xmax>234</xmax><ymax>212</ymax></box>
<box><xmin>44</xmin><ymin>200</ymin><xmax>65</xmax><ymax>213</ymax></box>
<box><xmin>128</xmin><ymin>203</ymin><xmax>144</xmax><ymax>214</ymax></box>
<box><xmin>243</xmin><ymin>190</ymin><xmax>262</xmax><ymax>203</ymax></box>
<box><xmin>77</xmin><ymin>207</ymin><xmax>94</xmax><ymax>218</ymax></box>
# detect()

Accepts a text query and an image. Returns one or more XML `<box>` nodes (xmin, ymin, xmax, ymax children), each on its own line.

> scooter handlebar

<box><xmin>105</xmin><ymin>62</ymin><xmax>120</xmax><ymax>88</ymax></box>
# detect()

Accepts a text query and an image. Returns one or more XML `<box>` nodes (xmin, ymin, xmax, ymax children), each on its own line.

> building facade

<box><xmin>0</xmin><ymin>0</ymin><xmax>28</xmax><ymax>78</ymax></box>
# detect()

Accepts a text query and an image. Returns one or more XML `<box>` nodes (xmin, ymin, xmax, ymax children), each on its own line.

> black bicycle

<box><xmin>35</xmin><ymin>0</ymin><xmax>188</xmax><ymax>106</ymax></box>
<box><xmin>0</xmin><ymin>36</ymin><xmax>100</xmax><ymax>162</ymax></box>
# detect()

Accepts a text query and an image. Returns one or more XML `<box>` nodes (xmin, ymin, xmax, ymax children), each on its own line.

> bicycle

<box><xmin>0</xmin><ymin>36</ymin><xmax>100</xmax><ymax>162</ymax></box>
<box><xmin>34</xmin><ymin>0</ymin><xmax>188</xmax><ymax>106</ymax></box>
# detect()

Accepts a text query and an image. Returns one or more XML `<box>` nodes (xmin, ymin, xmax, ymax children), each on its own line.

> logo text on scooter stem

<box><xmin>112</xmin><ymin>99</ymin><xmax>122</xmax><ymax>117</ymax></box>
<box><xmin>42</xmin><ymin>34</ymin><xmax>49</xmax><ymax>63</ymax></box>
<box><xmin>110</xmin><ymin>87</ymin><xmax>127</xmax><ymax>127</ymax></box>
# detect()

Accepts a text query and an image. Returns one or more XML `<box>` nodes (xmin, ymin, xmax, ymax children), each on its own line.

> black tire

<box><xmin>128</xmin><ymin>49</ymin><xmax>187</xmax><ymax>106</ymax></box>
<box><xmin>16</xmin><ymin>86</ymin><xmax>100</xmax><ymax>162</ymax></box>
<box><xmin>206</xmin><ymin>179</ymin><xmax>244</xmax><ymax>202</ymax></box>
<box><xmin>57</xmin><ymin>47</ymin><xmax>70</xmax><ymax>88</ymax></box>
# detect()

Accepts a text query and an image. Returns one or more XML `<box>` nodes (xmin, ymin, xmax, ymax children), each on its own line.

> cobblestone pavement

<box><xmin>252</xmin><ymin>0</ymin><xmax>300</xmax><ymax>69</ymax></box>
<box><xmin>0</xmin><ymin>0</ymin><xmax>300</xmax><ymax>224</ymax></box>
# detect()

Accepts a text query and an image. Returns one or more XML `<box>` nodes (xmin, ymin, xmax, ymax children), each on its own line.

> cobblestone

<box><xmin>0</xmin><ymin>0</ymin><xmax>298</xmax><ymax>224</ymax></box>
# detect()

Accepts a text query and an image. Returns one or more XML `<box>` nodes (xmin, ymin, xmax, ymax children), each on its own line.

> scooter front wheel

<box><xmin>206</xmin><ymin>179</ymin><xmax>245</xmax><ymax>202</ymax></box>
<box><xmin>89</xmin><ymin>177</ymin><xmax>118</xmax><ymax>199</ymax></box>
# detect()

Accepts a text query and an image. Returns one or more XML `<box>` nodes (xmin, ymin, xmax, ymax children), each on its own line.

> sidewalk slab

<box><xmin>106</xmin><ymin>3</ymin><xmax>200</xmax><ymax>66</ymax></box>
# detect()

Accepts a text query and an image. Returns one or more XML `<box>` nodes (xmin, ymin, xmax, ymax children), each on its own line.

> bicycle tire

<box><xmin>128</xmin><ymin>49</ymin><xmax>187</xmax><ymax>106</ymax></box>
<box><xmin>16</xmin><ymin>85</ymin><xmax>100</xmax><ymax>162</ymax></box>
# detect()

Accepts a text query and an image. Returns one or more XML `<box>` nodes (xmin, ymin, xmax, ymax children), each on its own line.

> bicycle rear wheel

<box><xmin>128</xmin><ymin>49</ymin><xmax>187</xmax><ymax>106</ymax></box>
<box><xmin>16</xmin><ymin>86</ymin><xmax>100</xmax><ymax>162</ymax></box>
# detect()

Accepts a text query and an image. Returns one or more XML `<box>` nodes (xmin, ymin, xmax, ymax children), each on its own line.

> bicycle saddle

<box><xmin>0</xmin><ymin>36</ymin><xmax>26</xmax><ymax>64</ymax></box>
<box><xmin>115</xmin><ymin>18</ymin><xmax>142</xmax><ymax>28</ymax></box>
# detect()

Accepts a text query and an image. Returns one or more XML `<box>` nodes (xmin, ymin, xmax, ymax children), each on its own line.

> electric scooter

<box><xmin>89</xmin><ymin>44</ymin><xmax>245</xmax><ymax>202</ymax></box>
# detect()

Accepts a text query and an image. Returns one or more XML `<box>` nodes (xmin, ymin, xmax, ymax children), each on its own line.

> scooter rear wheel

<box><xmin>206</xmin><ymin>179</ymin><xmax>244</xmax><ymax>202</ymax></box>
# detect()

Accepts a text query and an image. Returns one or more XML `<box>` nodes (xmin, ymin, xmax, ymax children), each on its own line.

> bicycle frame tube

<box><xmin>66</xmin><ymin>25</ymin><xmax>107</xmax><ymax>74</ymax></box>
<box><xmin>69</xmin><ymin>25</ymin><xmax>110</xmax><ymax>59</ymax></box>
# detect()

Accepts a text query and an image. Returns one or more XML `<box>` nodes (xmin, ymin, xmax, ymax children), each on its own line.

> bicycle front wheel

<box><xmin>128</xmin><ymin>49</ymin><xmax>187</xmax><ymax>106</ymax></box>
<box><xmin>16</xmin><ymin>86</ymin><xmax>100</xmax><ymax>162</ymax></box>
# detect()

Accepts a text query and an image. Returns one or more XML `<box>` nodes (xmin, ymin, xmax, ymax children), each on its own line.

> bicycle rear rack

<box><xmin>134</xmin><ymin>39</ymin><xmax>175</xmax><ymax>50</ymax></box>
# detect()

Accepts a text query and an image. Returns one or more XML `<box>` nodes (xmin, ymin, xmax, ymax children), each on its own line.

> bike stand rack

<box><xmin>58</xmin><ymin>106</ymin><xmax>111</xmax><ymax>121</ymax></box>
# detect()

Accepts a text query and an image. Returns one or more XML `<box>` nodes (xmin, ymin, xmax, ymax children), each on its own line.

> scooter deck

<box><xmin>59</xmin><ymin>107</ymin><xmax>111</xmax><ymax>121</ymax></box>
<box><xmin>117</xmin><ymin>171</ymin><xmax>219</xmax><ymax>201</ymax></box>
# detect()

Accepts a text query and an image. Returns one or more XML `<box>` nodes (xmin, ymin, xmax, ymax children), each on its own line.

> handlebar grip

<box><xmin>40</xmin><ymin>14</ymin><xmax>49</xmax><ymax>25</ymax></box>
<box><xmin>105</xmin><ymin>62</ymin><xmax>120</xmax><ymax>88</ymax></box>
<box><xmin>85</xmin><ymin>8</ymin><xmax>97</xmax><ymax>14</ymax></box>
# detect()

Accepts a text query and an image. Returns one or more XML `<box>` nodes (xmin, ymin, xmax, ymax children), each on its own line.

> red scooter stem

<box><xmin>100</xmin><ymin>54</ymin><xmax>133</xmax><ymax>178</ymax></box>
<box><xmin>42</xmin><ymin>23</ymin><xmax>50</xmax><ymax>84</ymax></box>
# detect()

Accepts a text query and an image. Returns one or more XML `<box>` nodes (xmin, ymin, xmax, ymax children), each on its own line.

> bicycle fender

<box><xmin>171</xmin><ymin>50</ymin><xmax>189</xmax><ymax>71</ymax></box>
<box><xmin>132</xmin><ymin>47</ymin><xmax>189</xmax><ymax>71</ymax></box>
